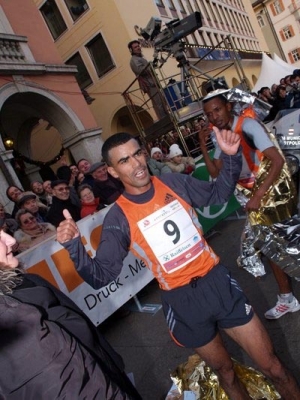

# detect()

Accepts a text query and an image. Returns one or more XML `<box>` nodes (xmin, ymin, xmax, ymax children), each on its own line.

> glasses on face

<box><xmin>55</xmin><ymin>187</ymin><xmax>70</xmax><ymax>193</ymax></box>
<box><xmin>21</xmin><ymin>216</ymin><xmax>35</xmax><ymax>225</ymax></box>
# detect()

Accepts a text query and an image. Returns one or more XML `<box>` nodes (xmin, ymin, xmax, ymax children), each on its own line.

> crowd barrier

<box><xmin>17</xmin><ymin>206</ymin><xmax>154</xmax><ymax>326</ymax></box>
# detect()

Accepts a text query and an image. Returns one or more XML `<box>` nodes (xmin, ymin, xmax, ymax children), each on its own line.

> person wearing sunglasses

<box><xmin>0</xmin><ymin>228</ymin><xmax>142</xmax><ymax>399</ymax></box>
<box><xmin>46</xmin><ymin>180</ymin><xmax>81</xmax><ymax>227</ymax></box>
<box><xmin>14</xmin><ymin>209</ymin><xmax>56</xmax><ymax>253</ymax></box>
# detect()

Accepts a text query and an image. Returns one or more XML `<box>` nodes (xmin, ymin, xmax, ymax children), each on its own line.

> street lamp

<box><xmin>3</xmin><ymin>136</ymin><xmax>14</xmax><ymax>149</ymax></box>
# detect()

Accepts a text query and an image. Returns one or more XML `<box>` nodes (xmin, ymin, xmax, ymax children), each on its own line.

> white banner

<box><xmin>17</xmin><ymin>206</ymin><xmax>154</xmax><ymax>326</ymax></box>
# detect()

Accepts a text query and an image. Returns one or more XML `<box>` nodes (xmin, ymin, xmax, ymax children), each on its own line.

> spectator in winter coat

<box><xmin>0</xmin><ymin>228</ymin><xmax>142</xmax><ymax>399</ymax></box>
<box><xmin>78</xmin><ymin>184</ymin><xmax>105</xmax><ymax>218</ymax></box>
<box><xmin>165</xmin><ymin>144</ymin><xmax>195</xmax><ymax>174</ymax></box>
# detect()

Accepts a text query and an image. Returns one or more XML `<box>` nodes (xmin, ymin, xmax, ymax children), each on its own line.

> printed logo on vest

<box><xmin>164</xmin><ymin>193</ymin><xmax>175</xmax><ymax>204</ymax></box>
<box><xmin>245</xmin><ymin>304</ymin><xmax>252</xmax><ymax>315</ymax></box>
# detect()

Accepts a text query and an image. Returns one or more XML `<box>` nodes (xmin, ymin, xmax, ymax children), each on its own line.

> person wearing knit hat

<box><xmin>165</xmin><ymin>144</ymin><xmax>195</xmax><ymax>174</ymax></box>
<box><xmin>150</xmin><ymin>147</ymin><xmax>163</xmax><ymax>161</ymax></box>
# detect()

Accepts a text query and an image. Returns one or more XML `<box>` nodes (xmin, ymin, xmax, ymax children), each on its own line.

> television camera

<box><xmin>140</xmin><ymin>12</ymin><xmax>202</xmax><ymax>57</ymax></box>
<box><xmin>139</xmin><ymin>12</ymin><xmax>225</xmax><ymax>103</ymax></box>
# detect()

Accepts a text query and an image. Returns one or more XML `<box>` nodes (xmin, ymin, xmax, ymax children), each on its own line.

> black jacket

<box><xmin>46</xmin><ymin>196</ymin><xmax>81</xmax><ymax>227</ymax></box>
<box><xmin>93</xmin><ymin>175</ymin><xmax>124</xmax><ymax>205</ymax></box>
<box><xmin>0</xmin><ymin>274</ymin><xmax>141</xmax><ymax>399</ymax></box>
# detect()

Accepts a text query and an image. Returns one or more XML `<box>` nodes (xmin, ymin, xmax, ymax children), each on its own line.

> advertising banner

<box><xmin>18</xmin><ymin>206</ymin><xmax>154</xmax><ymax>326</ymax></box>
<box><xmin>193</xmin><ymin>151</ymin><xmax>241</xmax><ymax>233</ymax></box>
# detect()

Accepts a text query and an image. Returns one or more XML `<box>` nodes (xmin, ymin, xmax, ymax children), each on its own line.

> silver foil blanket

<box><xmin>238</xmin><ymin>216</ymin><xmax>300</xmax><ymax>279</ymax></box>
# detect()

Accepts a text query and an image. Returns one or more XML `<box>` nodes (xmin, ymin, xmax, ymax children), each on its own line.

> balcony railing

<box><xmin>0</xmin><ymin>33</ymin><xmax>27</xmax><ymax>63</ymax></box>
<box><xmin>0</xmin><ymin>32</ymin><xmax>78</xmax><ymax>76</ymax></box>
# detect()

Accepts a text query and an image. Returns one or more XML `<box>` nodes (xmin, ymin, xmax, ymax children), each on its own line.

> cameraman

<box><xmin>128</xmin><ymin>40</ymin><xmax>167</xmax><ymax>120</ymax></box>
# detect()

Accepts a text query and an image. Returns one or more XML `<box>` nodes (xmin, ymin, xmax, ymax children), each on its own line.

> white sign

<box><xmin>17</xmin><ymin>207</ymin><xmax>154</xmax><ymax>326</ymax></box>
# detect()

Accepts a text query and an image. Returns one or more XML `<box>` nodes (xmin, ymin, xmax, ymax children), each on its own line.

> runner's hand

<box><xmin>56</xmin><ymin>209</ymin><xmax>80</xmax><ymax>243</ymax></box>
<box><xmin>213</xmin><ymin>126</ymin><xmax>240</xmax><ymax>155</ymax></box>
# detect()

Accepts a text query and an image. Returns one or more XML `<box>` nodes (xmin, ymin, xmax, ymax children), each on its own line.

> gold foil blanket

<box><xmin>166</xmin><ymin>354</ymin><xmax>280</xmax><ymax>399</ymax></box>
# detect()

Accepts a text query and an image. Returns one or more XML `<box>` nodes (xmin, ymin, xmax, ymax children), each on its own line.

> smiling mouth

<box><xmin>135</xmin><ymin>168</ymin><xmax>146</xmax><ymax>178</ymax></box>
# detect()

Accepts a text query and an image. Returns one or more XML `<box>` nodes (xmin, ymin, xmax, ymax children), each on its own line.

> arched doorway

<box><xmin>0</xmin><ymin>85</ymin><xmax>88</xmax><ymax>189</ymax></box>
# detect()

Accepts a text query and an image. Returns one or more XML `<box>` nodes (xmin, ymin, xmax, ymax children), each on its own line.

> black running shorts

<box><xmin>161</xmin><ymin>264</ymin><xmax>254</xmax><ymax>348</ymax></box>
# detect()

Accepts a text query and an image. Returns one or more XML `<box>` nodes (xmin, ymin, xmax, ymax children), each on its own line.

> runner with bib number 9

<box><xmin>57</xmin><ymin>131</ymin><xmax>300</xmax><ymax>400</ymax></box>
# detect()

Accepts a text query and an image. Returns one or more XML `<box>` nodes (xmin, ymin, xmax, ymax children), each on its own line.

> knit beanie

<box><xmin>150</xmin><ymin>147</ymin><xmax>162</xmax><ymax>157</ymax></box>
<box><xmin>168</xmin><ymin>144</ymin><xmax>183</xmax><ymax>159</ymax></box>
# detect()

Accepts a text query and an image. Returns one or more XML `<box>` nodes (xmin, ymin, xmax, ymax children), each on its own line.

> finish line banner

<box><xmin>193</xmin><ymin>151</ymin><xmax>241</xmax><ymax>234</ymax></box>
<box><xmin>17</xmin><ymin>206</ymin><xmax>154</xmax><ymax>326</ymax></box>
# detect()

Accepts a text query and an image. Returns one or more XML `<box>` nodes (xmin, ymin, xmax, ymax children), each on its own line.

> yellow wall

<box><xmin>33</xmin><ymin>0</ymin><xmax>271</xmax><ymax>139</ymax></box>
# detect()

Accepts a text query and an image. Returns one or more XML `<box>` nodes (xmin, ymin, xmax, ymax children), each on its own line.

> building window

<box><xmin>155</xmin><ymin>0</ymin><xmax>164</xmax><ymax>6</ymax></box>
<box><xmin>177</xmin><ymin>0</ymin><xmax>186</xmax><ymax>13</ymax></box>
<box><xmin>86</xmin><ymin>33</ymin><xmax>115</xmax><ymax>78</ymax></box>
<box><xmin>65</xmin><ymin>52</ymin><xmax>92</xmax><ymax>89</ymax></box>
<box><xmin>40</xmin><ymin>0</ymin><xmax>67</xmax><ymax>40</ymax></box>
<box><xmin>64</xmin><ymin>0</ymin><xmax>89</xmax><ymax>21</ymax></box>
<box><xmin>270</xmin><ymin>0</ymin><xmax>284</xmax><ymax>16</ymax></box>
<box><xmin>165</xmin><ymin>0</ymin><xmax>175</xmax><ymax>9</ymax></box>
<box><xmin>289</xmin><ymin>48</ymin><xmax>300</xmax><ymax>63</ymax></box>
<box><xmin>280</xmin><ymin>25</ymin><xmax>295</xmax><ymax>40</ymax></box>
<box><xmin>257</xmin><ymin>15</ymin><xmax>265</xmax><ymax>28</ymax></box>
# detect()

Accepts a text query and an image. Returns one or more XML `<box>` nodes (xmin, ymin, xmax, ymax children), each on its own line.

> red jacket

<box><xmin>80</xmin><ymin>197</ymin><xmax>102</xmax><ymax>218</ymax></box>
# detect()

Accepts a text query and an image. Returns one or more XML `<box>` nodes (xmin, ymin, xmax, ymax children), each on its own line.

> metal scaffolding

<box><xmin>122</xmin><ymin>35</ymin><xmax>249</xmax><ymax>157</ymax></box>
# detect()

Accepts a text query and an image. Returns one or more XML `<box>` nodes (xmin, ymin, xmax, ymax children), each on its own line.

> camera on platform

<box><xmin>141</xmin><ymin>12</ymin><xmax>202</xmax><ymax>52</ymax></box>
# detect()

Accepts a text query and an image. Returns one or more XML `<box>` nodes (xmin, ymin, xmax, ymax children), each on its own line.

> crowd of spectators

<box><xmin>7</xmin><ymin>70</ymin><xmax>300</xmax><ymax>255</ymax></box>
<box><xmin>1</xmin><ymin>158</ymin><xmax>128</xmax><ymax>254</ymax></box>
<box><xmin>255</xmin><ymin>70</ymin><xmax>300</xmax><ymax>122</ymax></box>
<box><xmin>2</xmin><ymin>129</ymin><xmax>203</xmax><ymax>255</ymax></box>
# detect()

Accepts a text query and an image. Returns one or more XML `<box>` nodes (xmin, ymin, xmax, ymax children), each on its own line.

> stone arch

<box><xmin>111</xmin><ymin>105</ymin><xmax>154</xmax><ymax>139</ymax></box>
<box><xmin>0</xmin><ymin>81</ymin><xmax>102</xmax><ymax>186</ymax></box>
<box><xmin>0</xmin><ymin>82</ymin><xmax>85</xmax><ymax>156</ymax></box>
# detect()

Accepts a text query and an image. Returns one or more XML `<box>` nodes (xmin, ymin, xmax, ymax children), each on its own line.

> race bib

<box><xmin>137</xmin><ymin>200</ymin><xmax>204</xmax><ymax>273</ymax></box>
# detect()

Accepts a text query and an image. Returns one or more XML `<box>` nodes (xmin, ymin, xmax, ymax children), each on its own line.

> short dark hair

<box><xmin>102</xmin><ymin>132</ymin><xmax>137</xmax><ymax>166</ymax></box>
<box><xmin>276</xmin><ymin>85</ymin><xmax>286</xmax><ymax>96</ymax></box>
<box><xmin>56</xmin><ymin>165</ymin><xmax>71</xmax><ymax>181</ymax></box>
<box><xmin>6</xmin><ymin>185</ymin><xmax>23</xmax><ymax>202</ymax></box>
<box><xmin>260</xmin><ymin>86</ymin><xmax>269</xmax><ymax>93</ymax></box>
<box><xmin>127</xmin><ymin>40</ymin><xmax>140</xmax><ymax>50</ymax></box>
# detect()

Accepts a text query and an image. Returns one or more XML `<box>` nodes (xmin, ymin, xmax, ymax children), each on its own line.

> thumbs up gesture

<box><xmin>56</xmin><ymin>209</ymin><xmax>80</xmax><ymax>244</ymax></box>
<box><xmin>213</xmin><ymin>126</ymin><xmax>240</xmax><ymax>156</ymax></box>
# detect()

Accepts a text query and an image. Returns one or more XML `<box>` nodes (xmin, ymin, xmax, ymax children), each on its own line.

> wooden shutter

<box><xmin>288</xmin><ymin>52</ymin><xmax>294</xmax><ymax>63</ymax></box>
<box><xmin>279</xmin><ymin>0</ymin><xmax>284</xmax><ymax>11</ymax></box>
<box><xmin>279</xmin><ymin>29</ymin><xmax>286</xmax><ymax>41</ymax></box>
<box><xmin>270</xmin><ymin>3</ymin><xmax>276</xmax><ymax>16</ymax></box>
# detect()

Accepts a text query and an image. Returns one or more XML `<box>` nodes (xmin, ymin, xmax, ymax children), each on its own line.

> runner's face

<box><xmin>107</xmin><ymin>139</ymin><xmax>151</xmax><ymax>195</ymax></box>
<box><xmin>203</xmin><ymin>98</ymin><xmax>232</xmax><ymax>130</ymax></box>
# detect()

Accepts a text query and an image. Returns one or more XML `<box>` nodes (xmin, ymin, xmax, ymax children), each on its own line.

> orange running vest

<box><xmin>234</xmin><ymin>116</ymin><xmax>263</xmax><ymax>189</ymax></box>
<box><xmin>116</xmin><ymin>177</ymin><xmax>219</xmax><ymax>291</ymax></box>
